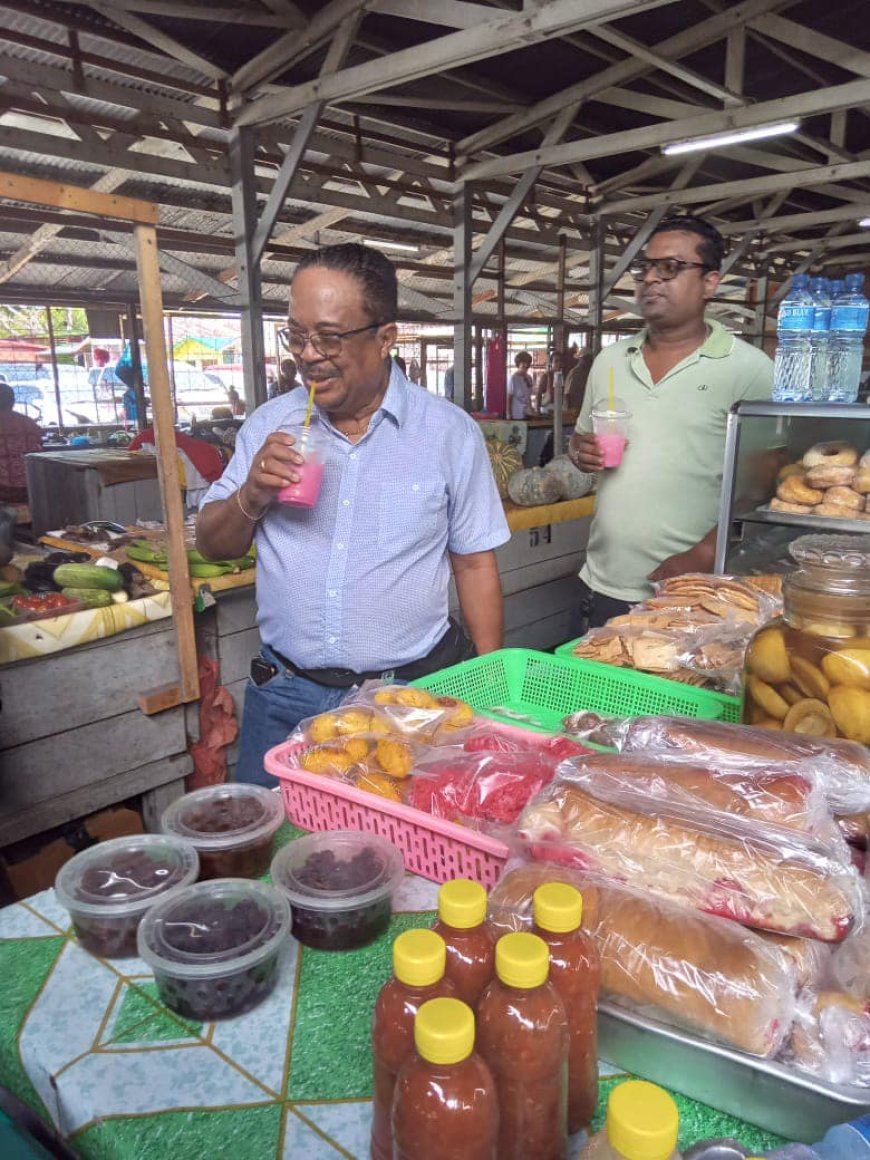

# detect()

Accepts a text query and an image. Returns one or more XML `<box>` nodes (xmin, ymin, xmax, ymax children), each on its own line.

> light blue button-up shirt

<box><xmin>202</xmin><ymin>364</ymin><xmax>510</xmax><ymax>671</ymax></box>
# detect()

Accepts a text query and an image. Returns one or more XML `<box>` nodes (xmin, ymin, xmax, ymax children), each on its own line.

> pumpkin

<box><xmin>486</xmin><ymin>438</ymin><xmax>524</xmax><ymax>499</ymax></box>
<box><xmin>543</xmin><ymin>455</ymin><xmax>596</xmax><ymax>500</ymax></box>
<box><xmin>507</xmin><ymin>467</ymin><xmax>562</xmax><ymax>507</ymax></box>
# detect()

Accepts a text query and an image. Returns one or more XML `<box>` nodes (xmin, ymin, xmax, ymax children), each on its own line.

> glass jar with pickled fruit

<box><xmin>743</xmin><ymin>534</ymin><xmax>870</xmax><ymax>744</ymax></box>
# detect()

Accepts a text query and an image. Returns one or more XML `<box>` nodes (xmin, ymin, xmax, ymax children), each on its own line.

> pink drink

<box><xmin>597</xmin><ymin>432</ymin><xmax>627</xmax><ymax>468</ymax></box>
<box><xmin>278</xmin><ymin>459</ymin><xmax>324</xmax><ymax>507</ymax></box>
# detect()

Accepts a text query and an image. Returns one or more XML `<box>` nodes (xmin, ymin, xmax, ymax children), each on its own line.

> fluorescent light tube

<box><xmin>859</xmin><ymin>217</ymin><xmax>870</xmax><ymax>228</ymax></box>
<box><xmin>363</xmin><ymin>238</ymin><xmax>419</xmax><ymax>254</ymax></box>
<box><xmin>662</xmin><ymin>120</ymin><xmax>800</xmax><ymax>156</ymax></box>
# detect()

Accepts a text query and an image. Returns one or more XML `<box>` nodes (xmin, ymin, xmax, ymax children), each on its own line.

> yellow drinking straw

<box><xmin>303</xmin><ymin>379</ymin><xmax>316</xmax><ymax>428</ymax></box>
<box><xmin>607</xmin><ymin>366</ymin><xmax>615</xmax><ymax>414</ymax></box>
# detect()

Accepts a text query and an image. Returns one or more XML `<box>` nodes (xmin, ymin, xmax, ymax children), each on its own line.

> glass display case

<box><xmin>714</xmin><ymin>402</ymin><xmax>870</xmax><ymax>574</ymax></box>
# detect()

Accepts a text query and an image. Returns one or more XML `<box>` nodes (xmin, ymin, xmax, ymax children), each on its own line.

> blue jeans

<box><xmin>234</xmin><ymin>645</ymin><xmax>356</xmax><ymax>786</ymax></box>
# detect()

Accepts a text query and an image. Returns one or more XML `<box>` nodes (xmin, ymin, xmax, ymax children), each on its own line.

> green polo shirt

<box><xmin>576</xmin><ymin>318</ymin><xmax>773</xmax><ymax>602</ymax></box>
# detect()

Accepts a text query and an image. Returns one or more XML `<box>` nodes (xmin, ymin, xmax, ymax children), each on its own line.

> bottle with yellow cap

<box><xmin>580</xmin><ymin>1079</ymin><xmax>681</xmax><ymax>1160</ymax></box>
<box><xmin>393</xmin><ymin>997</ymin><xmax>499</xmax><ymax>1160</ymax></box>
<box><xmin>433</xmin><ymin>878</ymin><xmax>495</xmax><ymax>1007</ymax></box>
<box><xmin>477</xmin><ymin>931</ymin><xmax>569</xmax><ymax>1160</ymax></box>
<box><xmin>533</xmin><ymin>881</ymin><xmax>601</xmax><ymax>1133</ymax></box>
<box><xmin>371</xmin><ymin>928</ymin><xmax>457</xmax><ymax>1160</ymax></box>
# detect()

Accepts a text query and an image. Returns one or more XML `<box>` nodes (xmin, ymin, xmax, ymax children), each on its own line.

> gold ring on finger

<box><xmin>260</xmin><ymin>458</ymin><xmax>266</xmax><ymax>472</ymax></box>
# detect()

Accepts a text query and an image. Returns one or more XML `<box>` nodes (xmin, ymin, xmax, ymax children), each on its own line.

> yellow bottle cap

<box><xmin>393</xmin><ymin>929</ymin><xmax>446</xmax><ymax>987</ymax></box>
<box><xmin>438</xmin><ymin>879</ymin><xmax>487</xmax><ymax>929</ymax></box>
<box><xmin>415</xmin><ymin>997</ymin><xmax>475</xmax><ymax>1065</ymax></box>
<box><xmin>606</xmin><ymin>1080</ymin><xmax>679</xmax><ymax>1160</ymax></box>
<box><xmin>533</xmin><ymin>882</ymin><xmax>583</xmax><ymax>932</ymax></box>
<box><xmin>495</xmin><ymin>931</ymin><xmax>549</xmax><ymax>989</ymax></box>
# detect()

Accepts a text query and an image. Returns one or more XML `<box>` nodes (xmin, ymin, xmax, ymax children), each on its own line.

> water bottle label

<box><xmin>831</xmin><ymin>305</ymin><xmax>870</xmax><ymax>331</ymax></box>
<box><xmin>812</xmin><ymin>308</ymin><xmax>831</xmax><ymax>330</ymax></box>
<box><xmin>850</xmin><ymin>1113</ymin><xmax>870</xmax><ymax>1140</ymax></box>
<box><xmin>779</xmin><ymin>306</ymin><xmax>815</xmax><ymax>329</ymax></box>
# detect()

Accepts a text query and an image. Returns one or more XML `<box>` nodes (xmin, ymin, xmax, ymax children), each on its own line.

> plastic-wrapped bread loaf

<box><xmin>612</xmin><ymin>715</ymin><xmax>870</xmax><ymax>816</ymax></box>
<box><xmin>556</xmin><ymin>752</ymin><xmax>827</xmax><ymax>834</ymax></box>
<box><xmin>517</xmin><ymin>778</ymin><xmax>860</xmax><ymax>942</ymax></box>
<box><xmin>487</xmin><ymin>863</ymin><xmax>795</xmax><ymax>1058</ymax></box>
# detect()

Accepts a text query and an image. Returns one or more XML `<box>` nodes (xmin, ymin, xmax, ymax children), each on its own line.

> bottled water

<box><xmin>809</xmin><ymin>276</ymin><xmax>831</xmax><ymax>401</ymax></box>
<box><xmin>765</xmin><ymin>1114</ymin><xmax>870</xmax><ymax>1158</ymax></box>
<box><xmin>772</xmin><ymin>273</ymin><xmax>814</xmax><ymax>402</ymax></box>
<box><xmin>828</xmin><ymin>273</ymin><xmax>869</xmax><ymax>403</ymax></box>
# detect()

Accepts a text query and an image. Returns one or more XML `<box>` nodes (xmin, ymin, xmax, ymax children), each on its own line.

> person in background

<box><xmin>393</xmin><ymin>354</ymin><xmax>407</xmax><ymax>375</ymax></box>
<box><xmin>0</xmin><ymin>381</ymin><xmax>42</xmax><ymax>503</ymax></box>
<box><xmin>443</xmin><ymin>363</ymin><xmax>455</xmax><ymax>402</ymax></box>
<box><xmin>270</xmin><ymin>358</ymin><xmax>299</xmax><ymax>398</ymax></box>
<box><xmin>226</xmin><ymin>385</ymin><xmax>246</xmax><ymax>417</ymax></box>
<box><xmin>568</xmin><ymin>213</ymin><xmax>773</xmax><ymax>628</ymax></box>
<box><xmin>121</xmin><ymin>384</ymin><xmax>139</xmax><ymax>424</ymax></box>
<box><xmin>535</xmin><ymin>350</ymin><xmax>564</xmax><ymax>413</ymax></box>
<box><xmin>564</xmin><ymin>346</ymin><xmax>594</xmax><ymax>413</ymax></box>
<box><xmin>508</xmin><ymin>351</ymin><xmax>534</xmax><ymax>419</ymax></box>
<box><xmin>196</xmin><ymin>242</ymin><xmax>509</xmax><ymax>785</ymax></box>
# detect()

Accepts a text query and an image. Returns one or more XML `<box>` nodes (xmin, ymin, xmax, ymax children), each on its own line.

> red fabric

<box><xmin>128</xmin><ymin>428</ymin><xmax>224</xmax><ymax>482</ymax></box>
<box><xmin>0</xmin><ymin>412</ymin><xmax>42</xmax><ymax>496</ymax></box>
<box><xmin>484</xmin><ymin>336</ymin><xmax>507</xmax><ymax>417</ymax></box>
<box><xmin>187</xmin><ymin>656</ymin><xmax>240</xmax><ymax>789</ymax></box>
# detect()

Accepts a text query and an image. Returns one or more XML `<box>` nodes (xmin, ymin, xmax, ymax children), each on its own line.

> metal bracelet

<box><xmin>236</xmin><ymin>487</ymin><xmax>265</xmax><ymax>521</ymax></box>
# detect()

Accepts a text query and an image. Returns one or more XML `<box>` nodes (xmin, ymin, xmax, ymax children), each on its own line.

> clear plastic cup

<box><xmin>55</xmin><ymin>834</ymin><xmax>199</xmax><ymax>959</ymax></box>
<box><xmin>277</xmin><ymin>424</ymin><xmax>325</xmax><ymax>507</ymax></box>
<box><xmin>160</xmin><ymin>784</ymin><xmax>285</xmax><ymax>880</ymax></box>
<box><xmin>591</xmin><ymin>405</ymin><xmax>631</xmax><ymax>468</ymax></box>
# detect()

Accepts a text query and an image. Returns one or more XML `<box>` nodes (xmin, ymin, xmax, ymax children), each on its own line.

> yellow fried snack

<box><xmin>783</xmin><ymin>698</ymin><xmax>836</xmax><ymax>738</ymax></box>
<box><xmin>333</xmin><ymin>708</ymin><xmax>373</xmax><ymax>736</ymax></box>
<box><xmin>790</xmin><ymin>656</ymin><xmax>831</xmax><ymax>701</ymax></box>
<box><xmin>779</xmin><ymin>683</ymin><xmax>805</xmax><ymax>706</ymax></box>
<box><xmin>829</xmin><ymin>686</ymin><xmax>870</xmax><ymax>745</ymax></box>
<box><xmin>745</xmin><ymin>675</ymin><xmax>790</xmax><ymax>720</ymax></box>
<box><xmin>307</xmin><ymin>712</ymin><xmax>339</xmax><ymax>744</ymax></box>
<box><xmin>394</xmin><ymin>686</ymin><xmax>441</xmax><ymax>709</ymax></box>
<box><xmin>373</xmin><ymin>688</ymin><xmax>402</xmax><ymax>706</ymax></box>
<box><xmin>435</xmin><ymin>695</ymin><xmax>475</xmax><ymax>730</ymax></box>
<box><xmin>343</xmin><ymin>737</ymin><xmax>371</xmax><ymax>763</ymax></box>
<box><xmin>300</xmin><ymin>746</ymin><xmax>356</xmax><ymax>775</ymax></box>
<box><xmin>356</xmin><ymin>770</ymin><xmax>403</xmax><ymax>802</ymax></box>
<box><xmin>376</xmin><ymin>736</ymin><xmax>415</xmax><ymax>779</ymax></box>
<box><xmin>746</xmin><ymin>627</ymin><xmax>791</xmax><ymax>685</ymax></box>
<box><xmin>367</xmin><ymin>713</ymin><xmax>392</xmax><ymax>736</ymax></box>
<box><xmin>822</xmin><ymin>648</ymin><xmax>870</xmax><ymax>692</ymax></box>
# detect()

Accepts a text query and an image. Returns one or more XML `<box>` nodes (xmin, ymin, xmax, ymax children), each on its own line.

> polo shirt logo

<box><xmin>697</xmin><ymin>383</ymin><xmax>708</xmax><ymax>390</ymax></box>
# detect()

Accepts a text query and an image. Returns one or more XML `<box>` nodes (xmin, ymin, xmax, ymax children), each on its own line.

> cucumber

<box><xmin>60</xmin><ymin>587</ymin><xmax>114</xmax><ymax>608</ymax></box>
<box><xmin>53</xmin><ymin>564</ymin><xmax>125</xmax><ymax>592</ymax></box>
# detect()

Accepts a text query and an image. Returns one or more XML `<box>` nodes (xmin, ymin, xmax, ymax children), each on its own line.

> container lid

<box><xmin>533</xmin><ymin>882</ymin><xmax>583</xmax><ymax>933</ymax></box>
<box><xmin>415</xmin><ymin>997</ymin><xmax>474</xmax><ymax>1065</ymax></box>
<box><xmin>683</xmin><ymin>1144</ymin><xmax>749</xmax><ymax>1160</ymax></box>
<box><xmin>606</xmin><ymin>1080</ymin><xmax>679</xmax><ymax>1160</ymax></box>
<box><xmin>137</xmin><ymin>878</ymin><xmax>291</xmax><ymax>979</ymax></box>
<box><xmin>494</xmin><ymin>931</ymin><xmax>549</xmax><ymax>989</ymax></box>
<box><xmin>393</xmin><ymin>929</ymin><xmax>446</xmax><ymax>987</ymax></box>
<box><xmin>789</xmin><ymin>534</ymin><xmax>870</xmax><ymax>570</ymax></box>
<box><xmin>438</xmin><ymin>879</ymin><xmax>486</xmax><ymax>929</ymax></box>
<box><xmin>55</xmin><ymin>834</ymin><xmax>199</xmax><ymax>919</ymax></box>
<box><xmin>161</xmin><ymin>784</ymin><xmax>284</xmax><ymax>851</ymax></box>
<box><xmin>269</xmin><ymin>830</ymin><xmax>404</xmax><ymax>912</ymax></box>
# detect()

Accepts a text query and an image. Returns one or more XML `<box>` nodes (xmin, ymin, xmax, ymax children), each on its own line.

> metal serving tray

<box><xmin>598</xmin><ymin>1002</ymin><xmax>870</xmax><ymax>1143</ymax></box>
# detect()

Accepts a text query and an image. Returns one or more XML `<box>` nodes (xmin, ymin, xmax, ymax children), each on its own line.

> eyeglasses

<box><xmin>277</xmin><ymin>321</ymin><xmax>387</xmax><ymax>357</ymax></box>
<box><xmin>629</xmin><ymin>258</ymin><xmax>711</xmax><ymax>282</ymax></box>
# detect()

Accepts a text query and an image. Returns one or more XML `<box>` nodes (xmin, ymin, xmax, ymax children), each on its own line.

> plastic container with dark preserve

<box><xmin>393</xmin><ymin>997</ymin><xmax>498</xmax><ymax>1160</ymax></box>
<box><xmin>580</xmin><ymin>1079</ymin><xmax>681</xmax><ymax>1159</ymax></box>
<box><xmin>533</xmin><ymin>882</ymin><xmax>601</xmax><ymax>1133</ymax></box>
<box><xmin>270</xmin><ymin>829</ymin><xmax>403</xmax><ymax>951</ymax></box>
<box><xmin>476</xmin><ymin>931</ymin><xmax>569</xmax><ymax>1160</ymax></box>
<box><xmin>137</xmin><ymin>878</ymin><xmax>291</xmax><ymax>1020</ymax></box>
<box><xmin>55</xmin><ymin>834</ymin><xmax>199</xmax><ymax>959</ymax></box>
<box><xmin>432</xmin><ymin>878</ymin><xmax>495</xmax><ymax>1007</ymax></box>
<box><xmin>161</xmin><ymin>784</ymin><xmax>284</xmax><ymax>880</ymax></box>
<box><xmin>371</xmin><ymin>928</ymin><xmax>457</xmax><ymax>1160</ymax></box>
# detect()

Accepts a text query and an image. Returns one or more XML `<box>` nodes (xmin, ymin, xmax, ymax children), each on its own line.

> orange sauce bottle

<box><xmin>533</xmin><ymin>882</ymin><xmax>601</xmax><ymax>1132</ymax></box>
<box><xmin>393</xmin><ymin>997</ymin><xmax>499</xmax><ymax>1160</ymax></box>
<box><xmin>370</xmin><ymin>929</ymin><xmax>457</xmax><ymax>1160</ymax></box>
<box><xmin>432</xmin><ymin>878</ymin><xmax>495</xmax><ymax>1007</ymax></box>
<box><xmin>477</xmin><ymin>931</ymin><xmax>569</xmax><ymax>1160</ymax></box>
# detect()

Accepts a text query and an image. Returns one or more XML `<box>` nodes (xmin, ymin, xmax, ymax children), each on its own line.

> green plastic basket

<box><xmin>413</xmin><ymin>648</ymin><xmax>741</xmax><ymax>732</ymax></box>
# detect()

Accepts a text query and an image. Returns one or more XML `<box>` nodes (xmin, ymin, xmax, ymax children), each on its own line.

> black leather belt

<box><xmin>271</xmin><ymin>619</ymin><xmax>474</xmax><ymax>689</ymax></box>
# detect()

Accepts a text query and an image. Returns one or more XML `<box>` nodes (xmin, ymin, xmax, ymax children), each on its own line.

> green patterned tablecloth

<box><xmin>0</xmin><ymin>826</ymin><xmax>787</xmax><ymax>1159</ymax></box>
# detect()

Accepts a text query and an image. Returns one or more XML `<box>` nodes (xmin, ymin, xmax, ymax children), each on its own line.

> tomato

<box><xmin>11</xmin><ymin>593</ymin><xmax>76</xmax><ymax>614</ymax></box>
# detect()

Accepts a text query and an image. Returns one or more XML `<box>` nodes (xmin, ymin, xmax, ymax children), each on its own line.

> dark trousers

<box><xmin>578</xmin><ymin>579</ymin><xmax>633</xmax><ymax>629</ymax></box>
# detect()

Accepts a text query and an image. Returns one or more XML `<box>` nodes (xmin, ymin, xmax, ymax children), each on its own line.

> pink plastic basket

<box><xmin>265</xmin><ymin>739</ymin><xmax>509</xmax><ymax>888</ymax></box>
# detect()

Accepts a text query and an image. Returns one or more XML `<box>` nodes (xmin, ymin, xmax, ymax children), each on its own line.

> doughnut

<box><xmin>815</xmin><ymin>502</ymin><xmax>868</xmax><ymax>520</ymax></box>
<box><xmin>769</xmin><ymin>497</ymin><xmax>813</xmax><ymax>514</ymax></box>
<box><xmin>777</xmin><ymin>474</ymin><xmax>824</xmax><ymax>506</ymax></box>
<box><xmin>853</xmin><ymin>469</ymin><xmax>870</xmax><ymax>495</ymax></box>
<box><xmin>803</xmin><ymin>441</ymin><xmax>859</xmax><ymax>469</ymax></box>
<box><xmin>860</xmin><ymin>449</ymin><xmax>870</xmax><ymax>469</ymax></box>
<box><xmin>825</xmin><ymin>486</ymin><xmax>862</xmax><ymax>511</ymax></box>
<box><xmin>805</xmin><ymin>464</ymin><xmax>856</xmax><ymax>489</ymax></box>
<box><xmin>777</xmin><ymin>462</ymin><xmax>805</xmax><ymax>482</ymax></box>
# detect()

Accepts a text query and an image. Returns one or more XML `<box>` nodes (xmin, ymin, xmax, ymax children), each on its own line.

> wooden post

<box><xmin>44</xmin><ymin>306</ymin><xmax>64</xmax><ymax>435</ymax></box>
<box><xmin>133</xmin><ymin>223</ymin><xmax>200</xmax><ymax>708</ymax></box>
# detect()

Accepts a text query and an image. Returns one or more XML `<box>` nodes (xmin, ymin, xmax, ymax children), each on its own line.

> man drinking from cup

<box><xmin>568</xmin><ymin>214</ymin><xmax>772</xmax><ymax>628</ymax></box>
<box><xmin>196</xmin><ymin>243</ymin><xmax>509</xmax><ymax>784</ymax></box>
